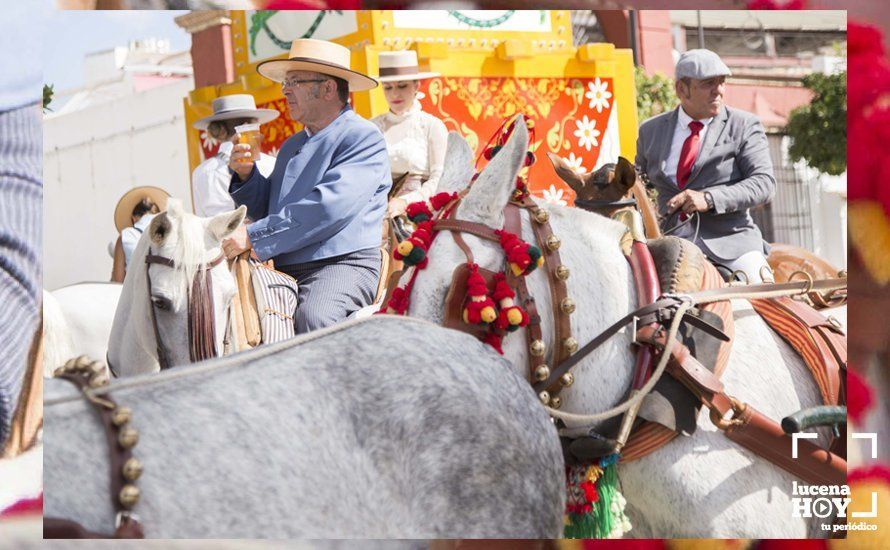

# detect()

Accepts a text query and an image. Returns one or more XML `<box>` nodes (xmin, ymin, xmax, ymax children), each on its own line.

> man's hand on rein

<box><xmin>222</xmin><ymin>224</ymin><xmax>252</xmax><ymax>259</ymax></box>
<box><xmin>667</xmin><ymin>189</ymin><xmax>711</xmax><ymax>215</ymax></box>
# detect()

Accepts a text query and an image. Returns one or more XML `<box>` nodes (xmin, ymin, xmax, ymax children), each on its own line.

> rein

<box><xmin>144</xmin><ymin>252</ymin><xmax>227</xmax><ymax>370</ymax></box>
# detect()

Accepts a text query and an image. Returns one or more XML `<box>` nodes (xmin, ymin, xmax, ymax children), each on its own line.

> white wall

<box><xmin>44</xmin><ymin>79</ymin><xmax>195</xmax><ymax>290</ymax></box>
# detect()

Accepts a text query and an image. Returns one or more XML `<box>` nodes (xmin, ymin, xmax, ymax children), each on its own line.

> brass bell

<box><xmin>118</xmin><ymin>427</ymin><xmax>139</xmax><ymax>449</ymax></box>
<box><xmin>53</xmin><ymin>366</ymin><xmax>68</xmax><ymax>377</ymax></box>
<box><xmin>89</xmin><ymin>372</ymin><xmax>109</xmax><ymax>388</ymax></box>
<box><xmin>74</xmin><ymin>355</ymin><xmax>92</xmax><ymax>371</ymax></box>
<box><xmin>119</xmin><ymin>484</ymin><xmax>140</xmax><ymax>509</ymax></box>
<box><xmin>563</xmin><ymin>337</ymin><xmax>579</xmax><ymax>354</ymax></box>
<box><xmin>111</xmin><ymin>407</ymin><xmax>133</xmax><ymax>427</ymax></box>
<box><xmin>122</xmin><ymin>457</ymin><xmax>143</xmax><ymax>481</ymax></box>
<box><xmin>534</xmin><ymin>364</ymin><xmax>551</xmax><ymax>382</ymax></box>
<box><xmin>530</xmin><ymin>339</ymin><xmax>546</xmax><ymax>357</ymax></box>
<box><xmin>550</xmin><ymin>396</ymin><xmax>562</xmax><ymax>409</ymax></box>
<box><xmin>560</xmin><ymin>298</ymin><xmax>576</xmax><ymax>314</ymax></box>
<box><xmin>556</xmin><ymin>265</ymin><xmax>570</xmax><ymax>280</ymax></box>
<box><xmin>546</xmin><ymin>235</ymin><xmax>561</xmax><ymax>251</ymax></box>
<box><xmin>534</xmin><ymin>209</ymin><xmax>550</xmax><ymax>224</ymax></box>
<box><xmin>560</xmin><ymin>373</ymin><xmax>575</xmax><ymax>387</ymax></box>
<box><xmin>538</xmin><ymin>391</ymin><xmax>551</xmax><ymax>405</ymax></box>
<box><xmin>63</xmin><ymin>357</ymin><xmax>78</xmax><ymax>371</ymax></box>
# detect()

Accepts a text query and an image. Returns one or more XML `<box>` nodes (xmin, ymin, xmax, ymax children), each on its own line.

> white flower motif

<box><xmin>540</xmin><ymin>185</ymin><xmax>567</xmax><ymax>206</ymax></box>
<box><xmin>573</xmin><ymin>116</ymin><xmax>601</xmax><ymax>151</ymax></box>
<box><xmin>585</xmin><ymin>78</ymin><xmax>612</xmax><ymax>113</ymax></box>
<box><xmin>200</xmin><ymin>130</ymin><xmax>218</xmax><ymax>150</ymax></box>
<box><xmin>566</xmin><ymin>152</ymin><xmax>586</xmax><ymax>175</ymax></box>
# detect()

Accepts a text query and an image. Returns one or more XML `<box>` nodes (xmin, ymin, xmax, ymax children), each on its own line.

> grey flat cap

<box><xmin>675</xmin><ymin>49</ymin><xmax>732</xmax><ymax>80</ymax></box>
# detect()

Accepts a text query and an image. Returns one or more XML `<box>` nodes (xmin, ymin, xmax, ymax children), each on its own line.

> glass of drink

<box><xmin>235</xmin><ymin>123</ymin><xmax>262</xmax><ymax>164</ymax></box>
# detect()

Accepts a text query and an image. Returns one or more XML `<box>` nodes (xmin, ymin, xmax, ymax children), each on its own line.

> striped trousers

<box><xmin>278</xmin><ymin>247</ymin><xmax>380</xmax><ymax>335</ymax></box>
<box><xmin>0</xmin><ymin>105</ymin><xmax>42</xmax><ymax>448</ymax></box>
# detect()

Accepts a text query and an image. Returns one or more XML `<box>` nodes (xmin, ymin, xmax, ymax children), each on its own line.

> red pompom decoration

<box><xmin>496</xmin><ymin>229</ymin><xmax>543</xmax><ymax>276</ymax></box>
<box><xmin>394</xmin><ymin>221</ymin><xmax>433</xmax><ymax>268</ymax></box>
<box><xmin>492</xmin><ymin>272</ymin><xmax>529</xmax><ymax>332</ymax></box>
<box><xmin>382</xmin><ymin>287</ymin><xmax>410</xmax><ymax>315</ymax></box>
<box><xmin>405</xmin><ymin>201</ymin><xmax>433</xmax><ymax>223</ymax></box>
<box><xmin>430</xmin><ymin>192</ymin><xmax>458</xmax><ymax>212</ymax></box>
<box><xmin>462</xmin><ymin>264</ymin><xmax>497</xmax><ymax>325</ymax></box>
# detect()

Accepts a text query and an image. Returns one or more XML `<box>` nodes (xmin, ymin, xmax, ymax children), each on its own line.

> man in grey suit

<box><xmin>636</xmin><ymin>49</ymin><xmax>776</xmax><ymax>282</ymax></box>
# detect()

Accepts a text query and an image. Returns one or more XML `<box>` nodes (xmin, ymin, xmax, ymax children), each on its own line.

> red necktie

<box><xmin>677</xmin><ymin>120</ymin><xmax>704</xmax><ymax>189</ymax></box>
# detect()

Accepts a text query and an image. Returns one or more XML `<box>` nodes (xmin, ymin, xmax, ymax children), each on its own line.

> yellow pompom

<box><xmin>481</xmin><ymin>306</ymin><xmax>497</xmax><ymax>323</ymax></box>
<box><xmin>507</xmin><ymin>308</ymin><xmax>523</xmax><ymax>325</ymax></box>
<box><xmin>462</xmin><ymin>309</ymin><xmax>469</xmax><ymax>324</ymax></box>
<box><xmin>536</xmin><ymin>256</ymin><xmax>545</xmax><ymax>267</ymax></box>
<box><xmin>510</xmin><ymin>263</ymin><xmax>524</xmax><ymax>276</ymax></box>
<box><xmin>397</xmin><ymin>241</ymin><xmax>414</xmax><ymax>255</ymax></box>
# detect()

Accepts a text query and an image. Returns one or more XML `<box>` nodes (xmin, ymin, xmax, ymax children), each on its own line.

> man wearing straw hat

<box><xmin>224</xmin><ymin>38</ymin><xmax>391</xmax><ymax>334</ymax></box>
<box><xmin>192</xmin><ymin>94</ymin><xmax>278</xmax><ymax>217</ymax></box>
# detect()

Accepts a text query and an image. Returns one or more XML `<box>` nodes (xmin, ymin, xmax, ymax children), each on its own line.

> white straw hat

<box><xmin>256</xmin><ymin>39</ymin><xmax>378</xmax><ymax>92</ymax></box>
<box><xmin>193</xmin><ymin>94</ymin><xmax>279</xmax><ymax>130</ymax></box>
<box><xmin>377</xmin><ymin>50</ymin><xmax>439</xmax><ymax>82</ymax></box>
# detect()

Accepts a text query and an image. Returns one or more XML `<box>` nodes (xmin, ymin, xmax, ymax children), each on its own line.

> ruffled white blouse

<box><xmin>372</xmin><ymin>100</ymin><xmax>448</xmax><ymax>205</ymax></box>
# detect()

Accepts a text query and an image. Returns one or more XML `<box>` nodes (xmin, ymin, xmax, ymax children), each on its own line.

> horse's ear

<box><xmin>149</xmin><ymin>212</ymin><xmax>172</xmax><ymax>245</ymax></box>
<box><xmin>207</xmin><ymin>205</ymin><xmax>247</xmax><ymax>242</ymax></box>
<box><xmin>437</xmin><ymin>132</ymin><xmax>475</xmax><ymax>194</ymax></box>
<box><xmin>614</xmin><ymin>157</ymin><xmax>637</xmax><ymax>194</ymax></box>
<box><xmin>547</xmin><ymin>152</ymin><xmax>588</xmax><ymax>196</ymax></box>
<box><xmin>457</xmin><ymin>115</ymin><xmax>528</xmax><ymax>227</ymax></box>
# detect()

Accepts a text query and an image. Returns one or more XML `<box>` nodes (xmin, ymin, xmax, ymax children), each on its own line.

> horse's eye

<box><xmin>152</xmin><ymin>296</ymin><xmax>172</xmax><ymax>311</ymax></box>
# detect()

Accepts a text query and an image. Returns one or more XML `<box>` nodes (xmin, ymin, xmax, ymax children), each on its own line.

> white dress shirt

<box><xmin>664</xmin><ymin>106</ymin><xmax>714</xmax><ymax>187</ymax></box>
<box><xmin>121</xmin><ymin>213</ymin><xmax>156</xmax><ymax>268</ymax></box>
<box><xmin>191</xmin><ymin>141</ymin><xmax>276</xmax><ymax>217</ymax></box>
<box><xmin>371</xmin><ymin>101</ymin><xmax>448</xmax><ymax>205</ymax></box>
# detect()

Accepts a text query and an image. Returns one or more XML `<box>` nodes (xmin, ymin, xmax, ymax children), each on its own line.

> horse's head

<box><xmin>108</xmin><ymin>200</ymin><xmax>246</xmax><ymax>376</ymax></box>
<box><xmin>403</xmin><ymin>117</ymin><xmax>638</xmax><ymax>424</ymax></box>
<box><xmin>547</xmin><ymin>153</ymin><xmax>637</xmax><ymax>204</ymax></box>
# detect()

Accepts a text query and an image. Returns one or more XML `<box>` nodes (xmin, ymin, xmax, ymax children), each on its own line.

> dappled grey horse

<box><xmin>44</xmin><ymin>316</ymin><xmax>565</xmax><ymax>538</ymax></box>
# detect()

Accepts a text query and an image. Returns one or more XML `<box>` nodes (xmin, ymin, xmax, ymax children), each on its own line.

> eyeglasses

<box><xmin>281</xmin><ymin>78</ymin><xmax>328</xmax><ymax>90</ymax></box>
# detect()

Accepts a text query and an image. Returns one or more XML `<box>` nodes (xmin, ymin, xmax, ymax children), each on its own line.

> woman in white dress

<box><xmin>372</xmin><ymin>50</ymin><xmax>448</xmax><ymax>218</ymax></box>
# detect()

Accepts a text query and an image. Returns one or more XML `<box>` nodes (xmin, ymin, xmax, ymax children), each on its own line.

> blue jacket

<box><xmin>230</xmin><ymin>107</ymin><xmax>391</xmax><ymax>265</ymax></box>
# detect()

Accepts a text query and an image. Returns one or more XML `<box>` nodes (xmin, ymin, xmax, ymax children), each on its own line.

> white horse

<box><xmin>44</xmin><ymin>316</ymin><xmax>565</xmax><ymax>537</ymax></box>
<box><xmin>107</xmin><ymin>200</ymin><xmax>245</xmax><ymax>375</ymax></box>
<box><xmin>399</xmin><ymin>119</ymin><xmax>840</xmax><ymax>538</ymax></box>
<box><xmin>42</xmin><ymin>283</ymin><xmax>121</xmax><ymax>378</ymax></box>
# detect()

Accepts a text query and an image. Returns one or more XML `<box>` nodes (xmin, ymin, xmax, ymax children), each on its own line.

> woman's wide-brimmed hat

<box><xmin>193</xmin><ymin>94</ymin><xmax>279</xmax><ymax>131</ymax></box>
<box><xmin>114</xmin><ymin>186</ymin><xmax>170</xmax><ymax>232</ymax></box>
<box><xmin>377</xmin><ymin>50</ymin><xmax>440</xmax><ymax>82</ymax></box>
<box><xmin>256</xmin><ymin>38</ymin><xmax>378</xmax><ymax>92</ymax></box>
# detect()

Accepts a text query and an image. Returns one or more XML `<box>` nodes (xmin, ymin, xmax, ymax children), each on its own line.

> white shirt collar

<box><xmin>678</xmin><ymin>106</ymin><xmax>713</xmax><ymax>130</ymax></box>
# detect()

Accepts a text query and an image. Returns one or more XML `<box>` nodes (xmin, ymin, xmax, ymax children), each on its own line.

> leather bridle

<box><xmin>144</xmin><ymin>251</ymin><xmax>228</xmax><ymax>371</ymax></box>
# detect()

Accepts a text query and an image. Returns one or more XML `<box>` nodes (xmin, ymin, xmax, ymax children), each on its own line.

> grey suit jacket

<box><xmin>635</xmin><ymin>106</ymin><xmax>776</xmax><ymax>261</ymax></box>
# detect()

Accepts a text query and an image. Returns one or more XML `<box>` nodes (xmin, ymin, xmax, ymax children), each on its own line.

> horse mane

<box><xmin>160</xmin><ymin>199</ymin><xmax>215</xmax><ymax>307</ymax></box>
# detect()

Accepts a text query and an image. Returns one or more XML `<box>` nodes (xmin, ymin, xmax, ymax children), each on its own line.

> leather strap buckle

<box><xmin>709</xmin><ymin>396</ymin><xmax>747</xmax><ymax>431</ymax></box>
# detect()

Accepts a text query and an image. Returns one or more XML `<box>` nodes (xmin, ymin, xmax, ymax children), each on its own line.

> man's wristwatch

<box><xmin>704</xmin><ymin>191</ymin><xmax>715</xmax><ymax>212</ymax></box>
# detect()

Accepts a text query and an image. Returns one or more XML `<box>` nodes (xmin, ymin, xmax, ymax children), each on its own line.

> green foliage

<box><xmin>786</xmin><ymin>72</ymin><xmax>846</xmax><ymax>176</ymax></box>
<box><xmin>43</xmin><ymin>84</ymin><xmax>54</xmax><ymax>112</ymax></box>
<box><xmin>635</xmin><ymin>66</ymin><xmax>678</xmax><ymax>123</ymax></box>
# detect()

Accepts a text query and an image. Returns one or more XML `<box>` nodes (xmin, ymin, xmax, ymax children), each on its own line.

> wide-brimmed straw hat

<box><xmin>256</xmin><ymin>38</ymin><xmax>378</xmax><ymax>92</ymax></box>
<box><xmin>114</xmin><ymin>186</ymin><xmax>170</xmax><ymax>232</ymax></box>
<box><xmin>377</xmin><ymin>50</ymin><xmax>439</xmax><ymax>82</ymax></box>
<box><xmin>193</xmin><ymin>94</ymin><xmax>279</xmax><ymax>131</ymax></box>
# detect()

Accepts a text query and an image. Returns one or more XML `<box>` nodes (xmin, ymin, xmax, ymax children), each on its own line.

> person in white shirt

<box><xmin>110</xmin><ymin>186</ymin><xmax>169</xmax><ymax>283</ymax></box>
<box><xmin>191</xmin><ymin>94</ymin><xmax>278</xmax><ymax>217</ymax></box>
<box><xmin>371</xmin><ymin>50</ymin><xmax>448</xmax><ymax>218</ymax></box>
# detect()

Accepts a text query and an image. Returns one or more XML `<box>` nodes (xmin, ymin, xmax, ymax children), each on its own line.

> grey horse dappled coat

<box><xmin>635</xmin><ymin>105</ymin><xmax>776</xmax><ymax>261</ymax></box>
